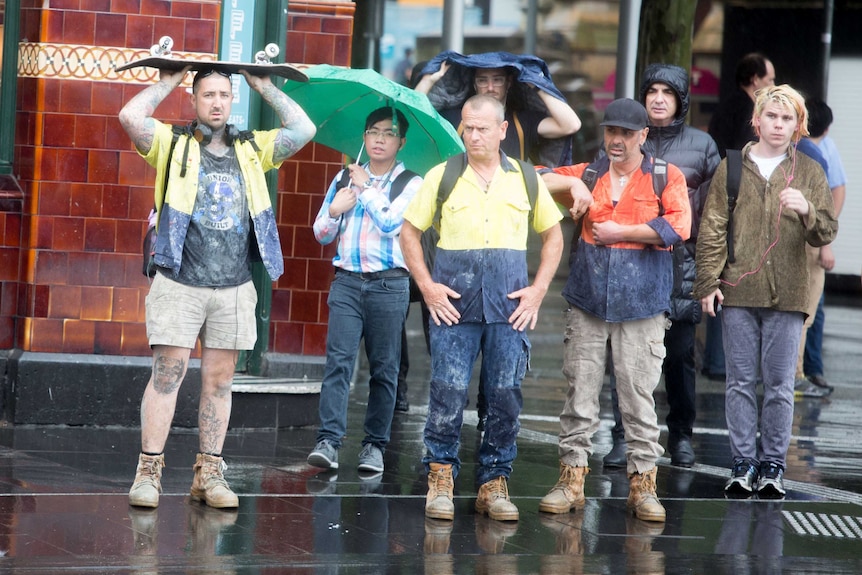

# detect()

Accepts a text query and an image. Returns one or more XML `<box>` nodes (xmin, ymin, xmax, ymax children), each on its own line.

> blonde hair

<box><xmin>751</xmin><ymin>84</ymin><xmax>809</xmax><ymax>138</ymax></box>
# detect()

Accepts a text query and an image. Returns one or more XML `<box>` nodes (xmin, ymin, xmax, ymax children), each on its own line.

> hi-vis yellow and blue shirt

<box><xmin>142</xmin><ymin>120</ymin><xmax>285</xmax><ymax>280</ymax></box>
<box><xmin>404</xmin><ymin>153</ymin><xmax>562</xmax><ymax>324</ymax></box>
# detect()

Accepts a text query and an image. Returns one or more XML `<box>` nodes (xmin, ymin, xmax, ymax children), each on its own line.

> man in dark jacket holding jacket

<box><xmin>603</xmin><ymin>64</ymin><xmax>720</xmax><ymax>468</ymax></box>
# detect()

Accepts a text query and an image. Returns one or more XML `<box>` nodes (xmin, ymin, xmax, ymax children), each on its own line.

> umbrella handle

<box><xmin>355</xmin><ymin>142</ymin><xmax>365</xmax><ymax>166</ymax></box>
<box><xmin>347</xmin><ymin>142</ymin><xmax>365</xmax><ymax>188</ymax></box>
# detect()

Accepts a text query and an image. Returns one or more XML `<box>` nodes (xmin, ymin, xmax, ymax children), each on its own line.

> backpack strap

<box><xmin>153</xmin><ymin>125</ymin><xmax>186</xmax><ymax>218</ymax></box>
<box><xmin>513</xmin><ymin>157</ymin><xmax>538</xmax><ymax>228</ymax></box>
<box><xmin>388</xmin><ymin>169</ymin><xmax>419</xmax><ymax>202</ymax></box>
<box><xmin>572</xmin><ymin>157</ymin><xmax>609</xmax><ymax>240</ymax></box>
<box><xmin>335</xmin><ymin>168</ymin><xmax>351</xmax><ymax>192</ymax></box>
<box><xmin>433</xmin><ymin>152</ymin><xmax>468</xmax><ymax>228</ymax></box>
<box><xmin>335</xmin><ymin>167</ymin><xmax>418</xmax><ymax>201</ymax></box>
<box><xmin>725</xmin><ymin>149</ymin><xmax>742</xmax><ymax>263</ymax></box>
<box><xmin>433</xmin><ymin>153</ymin><xmax>538</xmax><ymax>229</ymax></box>
<box><xmin>652</xmin><ymin>157</ymin><xmax>667</xmax><ymax>217</ymax></box>
<box><xmin>165</xmin><ymin>125</ymin><xmax>185</xmax><ymax>186</ymax></box>
<box><xmin>512</xmin><ymin>112</ymin><xmax>525</xmax><ymax>161</ymax></box>
<box><xmin>234</xmin><ymin>129</ymin><xmax>260</xmax><ymax>152</ymax></box>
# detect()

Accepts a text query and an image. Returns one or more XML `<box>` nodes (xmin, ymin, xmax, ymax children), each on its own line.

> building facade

<box><xmin>0</xmin><ymin>0</ymin><xmax>357</xmax><ymax>424</ymax></box>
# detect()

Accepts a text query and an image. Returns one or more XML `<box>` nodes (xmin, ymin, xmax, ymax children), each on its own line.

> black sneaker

<box><xmin>757</xmin><ymin>461</ymin><xmax>786</xmax><ymax>499</ymax></box>
<box><xmin>725</xmin><ymin>458</ymin><xmax>759</xmax><ymax>497</ymax></box>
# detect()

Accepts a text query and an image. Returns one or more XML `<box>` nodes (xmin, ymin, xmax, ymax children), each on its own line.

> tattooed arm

<box><xmin>241</xmin><ymin>71</ymin><xmax>316</xmax><ymax>164</ymax></box>
<box><xmin>119</xmin><ymin>66</ymin><xmax>191</xmax><ymax>155</ymax></box>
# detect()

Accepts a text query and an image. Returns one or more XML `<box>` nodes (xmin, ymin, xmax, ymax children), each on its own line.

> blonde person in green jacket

<box><xmin>694</xmin><ymin>84</ymin><xmax>837</xmax><ymax>500</ymax></box>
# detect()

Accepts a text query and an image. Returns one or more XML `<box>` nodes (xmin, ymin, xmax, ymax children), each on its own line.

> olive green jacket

<box><xmin>693</xmin><ymin>142</ymin><xmax>837</xmax><ymax>315</ymax></box>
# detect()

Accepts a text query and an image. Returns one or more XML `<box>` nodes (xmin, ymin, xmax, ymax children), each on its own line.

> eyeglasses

<box><xmin>364</xmin><ymin>129</ymin><xmax>400</xmax><ymax>140</ymax></box>
<box><xmin>193</xmin><ymin>68</ymin><xmax>232</xmax><ymax>86</ymax></box>
<box><xmin>475</xmin><ymin>75</ymin><xmax>507</xmax><ymax>87</ymax></box>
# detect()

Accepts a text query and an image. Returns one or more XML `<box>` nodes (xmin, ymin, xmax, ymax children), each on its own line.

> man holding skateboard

<box><xmin>119</xmin><ymin>66</ymin><xmax>315</xmax><ymax>509</ymax></box>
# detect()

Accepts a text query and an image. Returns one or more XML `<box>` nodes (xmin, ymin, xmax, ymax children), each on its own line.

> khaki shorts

<box><xmin>146</xmin><ymin>273</ymin><xmax>258</xmax><ymax>350</ymax></box>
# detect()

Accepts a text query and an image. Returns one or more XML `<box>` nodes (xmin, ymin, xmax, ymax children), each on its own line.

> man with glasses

<box><xmin>416</xmin><ymin>57</ymin><xmax>580</xmax><ymax>166</ymax></box>
<box><xmin>307</xmin><ymin>107</ymin><xmax>422</xmax><ymax>478</ymax></box>
<box><xmin>119</xmin><ymin>66</ymin><xmax>315</xmax><ymax>509</ymax></box>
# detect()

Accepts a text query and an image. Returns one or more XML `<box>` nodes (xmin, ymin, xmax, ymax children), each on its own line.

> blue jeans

<box><xmin>316</xmin><ymin>270</ymin><xmax>409</xmax><ymax>450</ymax></box>
<box><xmin>803</xmin><ymin>293</ymin><xmax>825</xmax><ymax>376</ymax></box>
<box><xmin>423</xmin><ymin>322</ymin><xmax>528</xmax><ymax>486</ymax></box>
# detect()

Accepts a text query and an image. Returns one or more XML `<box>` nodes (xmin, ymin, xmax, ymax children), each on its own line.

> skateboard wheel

<box><xmin>265</xmin><ymin>43</ymin><xmax>279</xmax><ymax>59</ymax></box>
<box><xmin>150</xmin><ymin>36</ymin><xmax>173</xmax><ymax>57</ymax></box>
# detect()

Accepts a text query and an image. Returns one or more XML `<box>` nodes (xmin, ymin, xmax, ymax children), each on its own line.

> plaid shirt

<box><xmin>313</xmin><ymin>162</ymin><xmax>421</xmax><ymax>273</ymax></box>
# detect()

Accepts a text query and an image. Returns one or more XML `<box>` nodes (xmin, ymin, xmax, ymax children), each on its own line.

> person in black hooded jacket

<box><xmin>603</xmin><ymin>63</ymin><xmax>720</xmax><ymax>468</ymax></box>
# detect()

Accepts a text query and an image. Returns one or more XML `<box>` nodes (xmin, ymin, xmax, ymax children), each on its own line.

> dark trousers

<box><xmin>663</xmin><ymin>320</ymin><xmax>697</xmax><ymax>439</ymax></box>
<box><xmin>610</xmin><ymin>319</ymin><xmax>696</xmax><ymax>441</ymax></box>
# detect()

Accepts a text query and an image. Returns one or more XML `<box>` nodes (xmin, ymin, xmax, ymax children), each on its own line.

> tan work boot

<box><xmin>190</xmin><ymin>453</ymin><xmax>239</xmax><ymax>508</ymax></box>
<box><xmin>425</xmin><ymin>463</ymin><xmax>455</xmax><ymax>520</ymax></box>
<box><xmin>627</xmin><ymin>467</ymin><xmax>666</xmax><ymax>522</ymax></box>
<box><xmin>475</xmin><ymin>476</ymin><xmax>519</xmax><ymax>521</ymax></box>
<box><xmin>129</xmin><ymin>453</ymin><xmax>165</xmax><ymax>508</ymax></box>
<box><xmin>539</xmin><ymin>463</ymin><xmax>589</xmax><ymax>514</ymax></box>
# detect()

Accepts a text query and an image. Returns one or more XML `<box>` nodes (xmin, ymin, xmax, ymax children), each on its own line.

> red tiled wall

<box><xmin>271</xmin><ymin>2</ymin><xmax>355</xmax><ymax>357</ymax></box>
<box><xmin>8</xmin><ymin>0</ymin><xmax>355</xmax><ymax>358</ymax></box>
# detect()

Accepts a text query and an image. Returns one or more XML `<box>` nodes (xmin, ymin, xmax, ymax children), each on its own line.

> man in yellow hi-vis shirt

<box><xmin>401</xmin><ymin>94</ymin><xmax>563</xmax><ymax>523</ymax></box>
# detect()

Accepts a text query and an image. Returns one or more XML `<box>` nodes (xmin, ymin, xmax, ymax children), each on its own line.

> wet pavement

<box><xmin>0</xmin><ymin>280</ymin><xmax>861</xmax><ymax>573</ymax></box>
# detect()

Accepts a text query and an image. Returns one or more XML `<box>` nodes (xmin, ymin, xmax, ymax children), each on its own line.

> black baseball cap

<box><xmin>600</xmin><ymin>98</ymin><xmax>648</xmax><ymax>130</ymax></box>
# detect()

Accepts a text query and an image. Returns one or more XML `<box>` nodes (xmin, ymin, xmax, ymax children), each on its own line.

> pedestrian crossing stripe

<box><xmin>783</xmin><ymin>510</ymin><xmax>862</xmax><ymax>538</ymax></box>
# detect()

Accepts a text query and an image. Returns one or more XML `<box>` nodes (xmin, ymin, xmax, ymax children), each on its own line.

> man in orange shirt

<box><xmin>538</xmin><ymin>98</ymin><xmax>691</xmax><ymax>523</ymax></box>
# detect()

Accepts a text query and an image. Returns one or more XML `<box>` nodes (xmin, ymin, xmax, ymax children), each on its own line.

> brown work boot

<box><xmin>475</xmin><ymin>476</ymin><xmax>519</xmax><ymax>521</ymax></box>
<box><xmin>627</xmin><ymin>467</ymin><xmax>666</xmax><ymax>522</ymax></box>
<box><xmin>539</xmin><ymin>463</ymin><xmax>589</xmax><ymax>514</ymax></box>
<box><xmin>425</xmin><ymin>463</ymin><xmax>455</xmax><ymax>520</ymax></box>
<box><xmin>190</xmin><ymin>453</ymin><xmax>239</xmax><ymax>509</ymax></box>
<box><xmin>129</xmin><ymin>453</ymin><xmax>165</xmax><ymax>508</ymax></box>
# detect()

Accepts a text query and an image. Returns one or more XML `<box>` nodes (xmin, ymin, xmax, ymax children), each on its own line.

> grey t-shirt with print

<box><xmin>175</xmin><ymin>147</ymin><xmax>253</xmax><ymax>287</ymax></box>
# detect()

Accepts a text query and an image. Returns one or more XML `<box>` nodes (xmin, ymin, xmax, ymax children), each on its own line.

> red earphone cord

<box><xmin>719</xmin><ymin>134</ymin><xmax>800</xmax><ymax>288</ymax></box>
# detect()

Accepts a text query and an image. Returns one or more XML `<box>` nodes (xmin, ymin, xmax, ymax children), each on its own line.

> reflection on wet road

<box><xmin>0</xmin><ymin>282</ymin><xmax>859</xmax><ymax>572</ymax></box>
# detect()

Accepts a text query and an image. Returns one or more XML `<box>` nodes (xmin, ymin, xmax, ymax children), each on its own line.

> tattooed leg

<box><xmin>198</xmin><ymin>348</ymin><xmax>238</xmax><ymax>455</ymax></box>
<box><xmin>141</xmin><ymin>346</ymin><xmax>191</xmax><ymax>453</ymax></box>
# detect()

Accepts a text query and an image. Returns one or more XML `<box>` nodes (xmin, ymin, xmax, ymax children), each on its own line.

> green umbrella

<box><xmin>282</xmin><ymin>64</ymin><xmax>464</xmax><ymax>175</ymax></box>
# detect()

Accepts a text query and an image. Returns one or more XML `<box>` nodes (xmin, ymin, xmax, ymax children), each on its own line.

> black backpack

<box><xmin>725</xmin><ymin>149</ymin><xmax>743</xmax><ymax>263</ymax></box>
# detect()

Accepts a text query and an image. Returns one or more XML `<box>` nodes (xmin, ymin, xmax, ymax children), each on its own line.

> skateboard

<box><xmin>116</xmin><ymin>36</ymin><xmax>308</xmax><ymax>82</ymax></box>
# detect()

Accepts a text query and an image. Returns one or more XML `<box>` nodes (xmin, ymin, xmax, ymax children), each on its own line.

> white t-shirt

<box><xmin>749</xmin><ymin>151</ymin><xmax>788</xmax><ymax>181</ymax></box>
